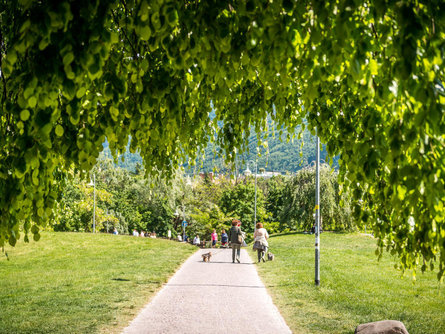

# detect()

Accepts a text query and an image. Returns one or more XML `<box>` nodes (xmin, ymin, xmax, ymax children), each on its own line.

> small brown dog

<box><xmin>267</xmin><ymin>252</ymin><xmax>275</xmax><ymax>261</ymax></box>
<box><xmin>202</xmin><ymin>252</ymin><xmax>212</xmax><ymax>262</ymax></box>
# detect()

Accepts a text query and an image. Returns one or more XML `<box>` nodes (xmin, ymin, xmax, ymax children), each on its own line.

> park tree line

<box><xmin>53</xmin><ymin>158</ymin><xmax>354</xmax><ymax>240</ymax></box>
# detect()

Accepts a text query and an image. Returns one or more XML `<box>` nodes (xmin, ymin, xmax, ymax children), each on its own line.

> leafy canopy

<box><xmin>0</xmin><ymin>0</ymin><xmax>444</xmax><ymax>277</ymax></box>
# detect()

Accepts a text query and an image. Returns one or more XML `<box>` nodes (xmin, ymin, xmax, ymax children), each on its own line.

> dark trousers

<box><xmin>257</xmin><ymin>246</ymin><xmax>268</xmax><ymax>262</ymax></box>
<box><xmin>232</xmin><ymin>243</ymin><xmax>241</xmax><ymax>262</ymax></box>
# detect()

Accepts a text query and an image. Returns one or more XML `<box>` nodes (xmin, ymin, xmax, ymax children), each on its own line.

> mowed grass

<box><xmin>0</xmin><ymin>232</ymin><xmax>196</xmax><ymax>334</ymax></box>
<box><xmin>251</xmin><ymin>233</ymin><xmax>444</xmax><ymax>334</ymax></box>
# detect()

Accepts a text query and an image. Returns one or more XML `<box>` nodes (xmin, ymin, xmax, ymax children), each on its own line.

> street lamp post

<box><xmin>182</xmin><ymin>205</ymin><xmax>186</xmax><ymax>242</ymax></box>
<box><xmin>315</xmin><ymin>131</ymin><xmax>320</xmax><ymax>286</ymax></box>
<box><xmin>254</xmin><ymin>161</ymin><xmax>257</xmax><ymax>227</ymax></box>
<box><xmin>247</xmin><ymin>160</ymin><xmax>258</xmax><ymax>229</ymax></box>
<box><xmin>88</xmin><ymin>174</ymin><xmax>96</xmax><ymax>233</ymax></box>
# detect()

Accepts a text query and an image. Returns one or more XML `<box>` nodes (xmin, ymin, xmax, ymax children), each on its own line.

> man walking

<box><xmin>229</xmin><ymin>220</ymin><xmax>242</xmax><ymax>263</ymax></box>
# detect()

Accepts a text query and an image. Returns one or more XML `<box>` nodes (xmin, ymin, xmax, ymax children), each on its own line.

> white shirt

<box><xmin>254</xmin><ymin>228</ymin><xmax>269</xmax><ymax>247</ymax></box>
<box><xmin>193</xmin><ymin>237</ymin><xmax>200</xmax><ymax>245</ymax></box>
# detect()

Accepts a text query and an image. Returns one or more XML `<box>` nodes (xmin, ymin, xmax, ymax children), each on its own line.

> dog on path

<box><xmin>202</xmin><ymin>252</ymin><xmax>212</xmax><ymax>262</ymax></box>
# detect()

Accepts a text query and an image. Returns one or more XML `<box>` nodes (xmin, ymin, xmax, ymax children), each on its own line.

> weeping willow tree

<box><xmin>0</xmin><ymin>0</ymin><xmax>444</xmax><ymax>277</ymax></box>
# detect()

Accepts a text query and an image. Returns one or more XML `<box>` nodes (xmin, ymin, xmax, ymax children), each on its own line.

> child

<box><xmin>211</xmin><ymin>229</ymin><xmax>218</xmax><ymax>248</ymax></box>
<box><xmin>221</xmin><ymin>229</ymin><xmax>228</xmax><ymax>247</ymax></box>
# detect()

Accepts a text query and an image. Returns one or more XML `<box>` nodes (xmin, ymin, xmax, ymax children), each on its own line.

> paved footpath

<box><xmin>122</xmin><ymin>248</ymin><xmax>292</xmax><ymax>334</ymax></box>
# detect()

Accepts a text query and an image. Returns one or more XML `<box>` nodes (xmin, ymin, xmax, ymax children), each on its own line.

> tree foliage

<box><xmin>50</xmin><ymin>164</ymin><xmax>354</xmax><ymax>243</ymax></box>
<box><xmin>54</xmin><ymin>176</ymin><xmax>119</xmax><ymax>233</ymax></box>
<box><xmin>54</xmin><ymin>157</ymin><xmax>184</xmax><ymax>236</ymax></box>
<box><xmin>220</xmin><ymin>180</ymin><xmax>267</xmax><ymax>236</ymax></box>
<box><xmin>279</xmin><ymin>165</ymin><xmax>354</xmax><ymax>231</ymax></box>
<box><xmin>0</xmin><ymin>0</ymin><xmax>444</xmax><ymax>277</ymax></box>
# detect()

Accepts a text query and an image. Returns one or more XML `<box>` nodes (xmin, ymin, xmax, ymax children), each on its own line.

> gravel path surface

<box><xmin>122</xmin><ymin>247</ymin><xmax>291</xmax><ymax>334</ymax></box>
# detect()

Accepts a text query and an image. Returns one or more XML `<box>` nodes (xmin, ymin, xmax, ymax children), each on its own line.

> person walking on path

<box><xmin>253</xmin><ymin>222</ymin><xmax>269</xmax><ymax>263</ymax></box>
<box><xmin>211</xmin><ymin>229</ymin><xmax>218</xmax><ymax>247</ymax></box>
<box><xmin>229</xmin><ymin>220</ymin><xmax>242</xmax><ymax>263</ymax></box>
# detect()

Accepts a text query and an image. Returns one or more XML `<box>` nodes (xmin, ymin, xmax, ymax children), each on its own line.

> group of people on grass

<box><xmin>210</xmin><ymin>229</ymin><xmax>229</xmax><ymax>247</ymax></box>
<box><xmin>131</xmin><ymin>229</ymin><xmax>157</xmax><ymax>238</ymax></box>
<box><xmin>192</xmin><ymin>219</ymin><xmax>270</xmax><ymax>263</ymax></box>
<box><xmin>191</xmin><ymin>228</ymin><xmax>229</xmax><ymax>248</ymax></box>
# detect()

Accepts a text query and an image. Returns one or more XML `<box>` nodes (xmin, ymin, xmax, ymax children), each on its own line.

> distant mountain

<box><xmin>101</xmin><ymin>125</ymin><xmax>338</xmax><ymax>174</ymax></box>
<box><xmin>101</xmin><ymin>141</ymin><xmax>143</xmax><ymax>171</ymax></box>
<box><xmin>191</xmin><ymin>124</ymin><xmax>338</xmax><ymax>174</ymax></box>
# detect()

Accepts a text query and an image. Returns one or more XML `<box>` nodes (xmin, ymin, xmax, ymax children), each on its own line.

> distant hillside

<box><xmin>192</xmin><ymin>124</ymin><xmax>338</xmax><ymax>174</ymax></box>
<box><xmin>101</xmin><ymin>125</ymin><xmax>338</xmax><ymax>174</ymax></box>
<box><xmin>101</xmin><ymin>141</ymin><xmax>143</xmax><ymax>171</ymax></box>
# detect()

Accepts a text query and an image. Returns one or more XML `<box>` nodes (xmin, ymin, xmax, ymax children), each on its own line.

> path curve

<box><xmin>122</xmin><ymin>248</ymin><xmax>291</xmax><ymax>334</ymax></box>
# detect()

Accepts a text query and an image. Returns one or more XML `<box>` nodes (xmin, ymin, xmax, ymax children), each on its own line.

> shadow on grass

<box><xmin>112</xmin><ymin>278</ymin><xmax>131</xmax><ymax>282</ymax></box>
<box><xmin>269</xmin><ymin>231</ymin><xmax>306</xmax><ymax>239</ymax></box>
<box><xmin>166</xmin><ymin>283</ymin><xmax>264</xmax><ymax>288</ymax></box>
<box><xmin>264</xmin><ymin>282</ymin><xmax>315</xmax><ymax>288</ymax></box>
<box><xmin>195</xmin><ymin>261</ymin><xmax>254</xmax><ymax>265</ymax></box>
<box><xmin>268</xmin><ymin>230</ymin><xmax>353</xmax><ymax>239</ymax></box>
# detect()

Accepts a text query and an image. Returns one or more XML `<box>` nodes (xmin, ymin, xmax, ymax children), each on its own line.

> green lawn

<box><xmin>251</xmin><ymin>233</ymin><xmax>445</xmax><ymax>334</ymax></box>
<box><xmin>0</xmin><ymin>232</ymin><xmax>196</xmax><ymax>334</ymax></box>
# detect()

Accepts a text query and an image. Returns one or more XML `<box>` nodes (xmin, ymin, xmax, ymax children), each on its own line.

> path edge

<box><xmin>119</xmin><ymin>248</ymin><xmax>200</xmax><ymax>334</ymax></box>
<box><xmin>244</xmin><ymin>249</ymin><xmax>293</xmax><ymax>333</ymax></box>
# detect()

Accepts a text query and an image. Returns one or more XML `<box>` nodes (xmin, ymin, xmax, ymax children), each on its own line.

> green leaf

<box><xmin>28</xmin><ymin>96</ymin><xmax>37</xmax><ymax>108</ymax></box>
<box><xmin>55</xmin><ymin>125</ymin><xmax>64</xmax><ymax>137</ymax></box>
<box><xmin>63</xmin><ymin>52</ymin><xmax>74</xmax><ymax>66</ymax></box>
<box><xmin>139</xmin><ymin>25</ymin><xmax>151</xmax><ymax>40</ymax></box>
<box><xmin>369</xmin><ymin>59</ymin><xmax>378</xmax><ymax>75</ymax></box>
<box><xmin>76</xmin><ymin>86</ymin><xmax>86</xmax><ymax>98</ymax></box>
<box><xmin>31</xmin><ymin>224</ymin><xmax>39</xmax><ymax>234</ymax></box>
<box><xmin>20</xmin><ymin>109</ymin><xmax>30</xmax><ymax>121</ymax></box>
<box><xmin>8</xmin><ymin>236</ymin><xmax>16</xmax><ymax>247</ymax></box>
